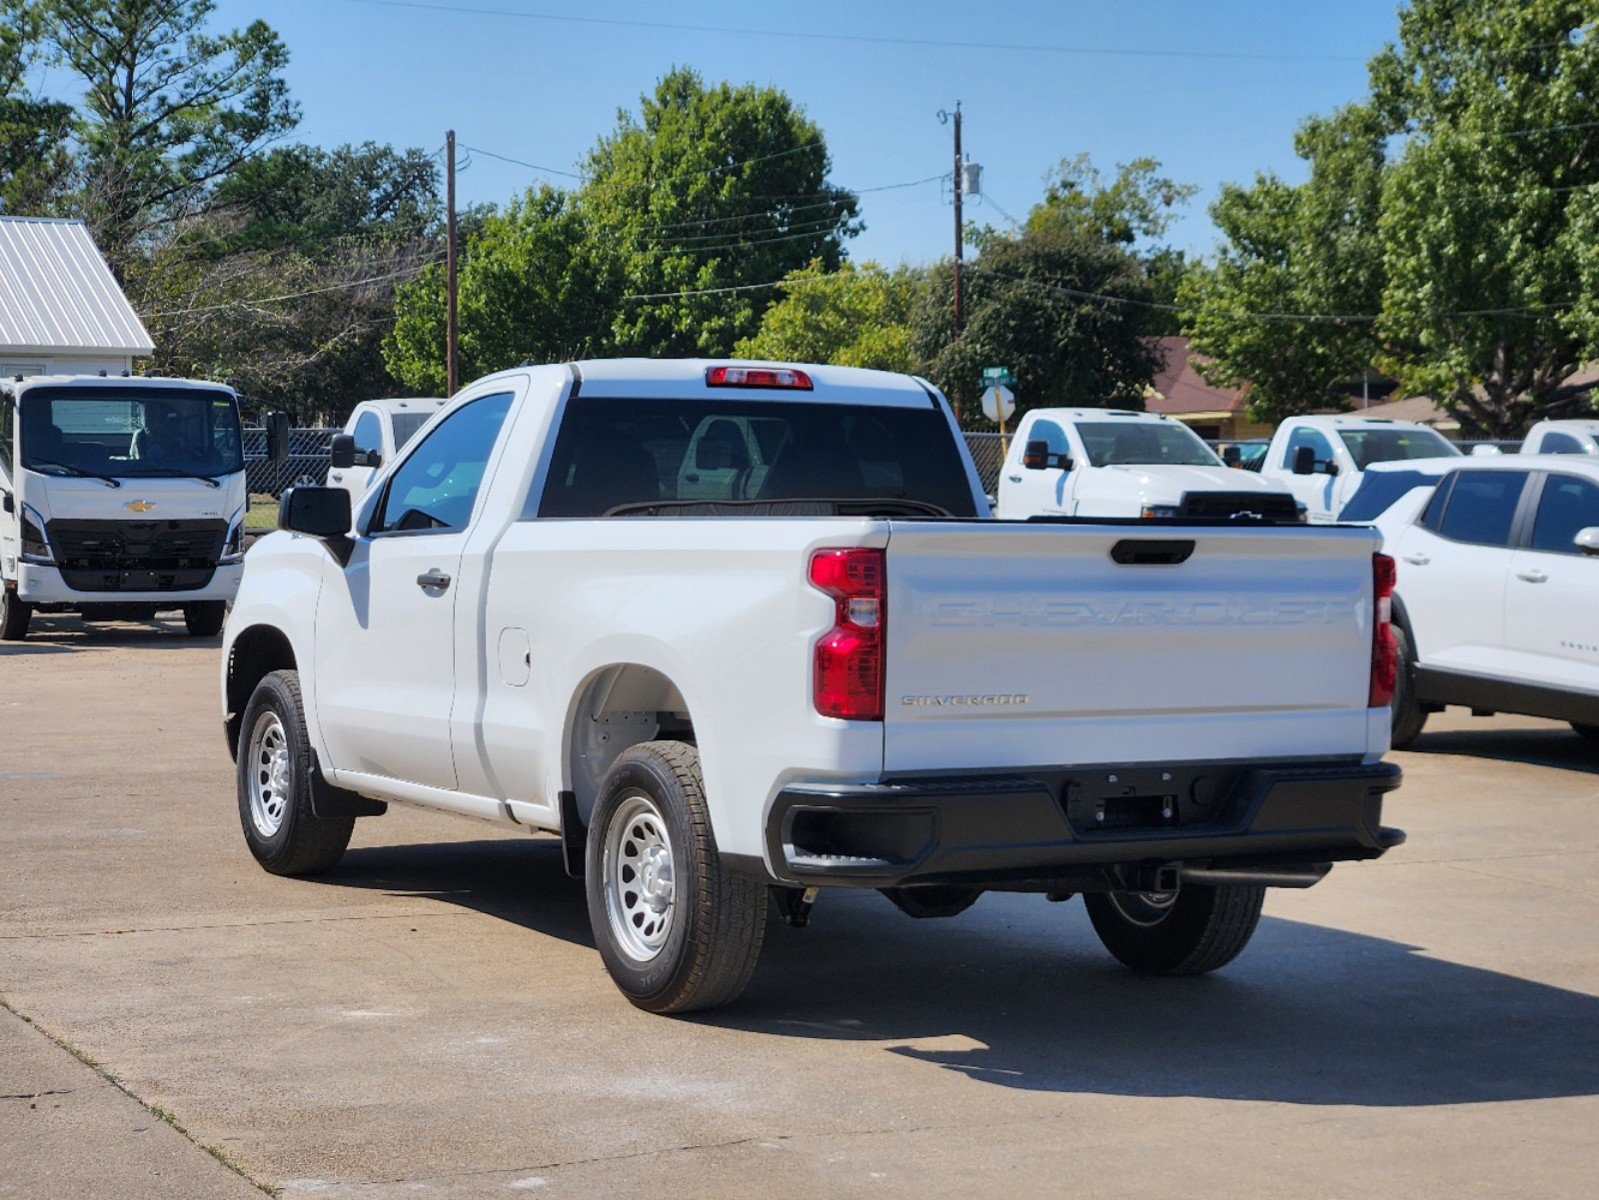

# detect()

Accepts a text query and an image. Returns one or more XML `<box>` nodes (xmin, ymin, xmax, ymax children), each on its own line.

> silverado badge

<box><xmin>124</xmin><ymin>500</ymin><xmax>156</xmax><ymax>513</ymax></box>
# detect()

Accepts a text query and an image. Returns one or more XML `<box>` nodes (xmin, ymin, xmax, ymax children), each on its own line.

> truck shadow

<box><xmin>0</xmin><ymin>614</ymin><xmax>214</xmax><ymax>652</ymax></box>
<box><xmin>329</xmin><ymin>838</ymin><xmax>1599</xmax><ymax>1108</ymax></box>
<box><xmin>1404</xmin><ymin>725</ymin><xmax>1599</xmax><ymax>775</ymax></box>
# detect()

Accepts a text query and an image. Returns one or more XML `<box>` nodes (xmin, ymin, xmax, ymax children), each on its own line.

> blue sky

<box><xmin>212</xmin><ymin>0</ymin><xmax>1402</xmax><ymax>265</ymax></box>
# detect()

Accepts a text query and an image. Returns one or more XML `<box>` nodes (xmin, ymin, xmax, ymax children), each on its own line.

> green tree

<box><xmin>732</xmin><ymin>261</ymin><xmax>923</xmax><ymax>372</ymax></box>
<box><xmin>914</xmin><ymin>226</ymin><xmax>1161</xmax><ymax>426</ymax></box>
<box><xmin>384</xmin><ymin>186</ymin><xmax>601</xmax><ymax>394</ymax></box>
<box><xmin>1180</xmin><ymin>105</ymin><xmax>1389</xmax><ymax>424</ymax></box>
<box><xmin>1371</xmin><ymin>0</ymin><xmax>1599</xmax><ymax>434</ymax></box>
<box><xmin>0</xmin><ymin>1</ymin><xmax>72</xmax><ymax>213</ymax></box>
<box><xmin>1026</xmin><ymin>154</ymin><xmax>1197</xmax><ymax>246</ymax></box>
<box><xmin>50</xmin><ymin>0</ymin><xmax>298</xmax><ymax>272</ymax></box>
<box><xmin>582</xmin><ymin>67</ymin><xmax>859</xmax><ymax>357</ymax></box>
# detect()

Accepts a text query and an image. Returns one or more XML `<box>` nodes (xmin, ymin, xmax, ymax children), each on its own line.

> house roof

<box><xmin>0</xmin><ymin>218</ymin><xmax>154</xmax><ymax>358</ymax></box>
<box><xmin>1144</xmin><ymin>336</ymin><xmax>1245</xmax><ymax>417</ymax></box>
<box><xmin>1347</xmin><ymin>393</ymin><xmax>1457</xmax><ymax>427</ymax></box>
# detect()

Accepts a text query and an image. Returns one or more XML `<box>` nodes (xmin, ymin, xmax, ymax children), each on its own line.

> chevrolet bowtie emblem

<box><xmin>124</xmin><ymin>500</ymin><xmax>156</xmax><ymax>513</ymax></box>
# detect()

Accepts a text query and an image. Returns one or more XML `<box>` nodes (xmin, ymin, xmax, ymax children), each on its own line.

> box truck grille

<box><xmin>47</xmin><ymin>518</ymin><xmax>226</xmax><ymax>592</ymax></box>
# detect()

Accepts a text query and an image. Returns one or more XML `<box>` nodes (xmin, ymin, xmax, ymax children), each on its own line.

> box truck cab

<box><xmin>0</xmin><ymin>375</ymin><xmax>248</xmax><ymax>640</ymax></box>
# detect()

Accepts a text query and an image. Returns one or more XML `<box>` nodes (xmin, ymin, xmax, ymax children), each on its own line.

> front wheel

<box><xmin>1084</xmin><ymin>882</ymin><xmax>1265</xmax><ymax>975</ymax></box>
<box><xmin>0</xmin><ymin>588</ymin><xmax>31</xmax><ymax>641</ymax></box>
<box><xmin>584</xmin><ymin>740</ymin><xmax>766</xmax><ymax>1014</ymax></box>
<box><xmin>184</xmin><ymin>601</ymin><xmax>227</xmax><ymax>637</ymax></box>
<box><xmin>236</xmin><ymin>669</ymin><xmax>353</xmax><ymax>875</ymax></box>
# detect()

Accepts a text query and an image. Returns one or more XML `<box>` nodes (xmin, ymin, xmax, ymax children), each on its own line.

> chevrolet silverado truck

<box><xmin>222</xmin><ymin>359</ymin><xmax>1404</xmax><ymax>1014</ymax></box>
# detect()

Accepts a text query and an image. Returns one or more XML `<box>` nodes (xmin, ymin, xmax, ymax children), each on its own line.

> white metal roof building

<box><xmin>0</xmin><ymin>217</ymin><xmax>154</xmax><ymax>378</ymax></box>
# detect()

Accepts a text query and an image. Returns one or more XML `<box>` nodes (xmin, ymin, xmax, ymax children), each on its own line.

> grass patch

<box><xmin>245</xmin><ymin>496</ymin><xmax>278</xmax><ymax>532</ymax></box>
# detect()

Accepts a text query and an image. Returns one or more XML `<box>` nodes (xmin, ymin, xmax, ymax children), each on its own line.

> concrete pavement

<box><xmin>2</xmin><ymin>612</ymin><xmax>1597</xmax><ymax>1197</ymax></box>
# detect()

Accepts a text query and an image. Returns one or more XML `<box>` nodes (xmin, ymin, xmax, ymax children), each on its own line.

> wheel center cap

<box><xmin>269</xmin><ymin>750</ymin><xmax>290</xmax><ymax>795</ymax></box>
<box><xmin>638</xmin><ymin>845</ymin><xmax>672</xmax><ymax>911</ymax></box>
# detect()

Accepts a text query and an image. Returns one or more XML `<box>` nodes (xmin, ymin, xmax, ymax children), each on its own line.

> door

<box><xmin>1504</xmin><ymin>472</ymin><xmax>1599</xmax><ymax>691</ymax></box>
<box><xmin>999</xmin><ymin>417</ymin><xmax>1072</xmax><ymax>517</ymax></box>
<box><xmin>1276</xmin><ymin>425</ymin><xmax>1342</xmax><ymax>521</ymax></box>
<box><xmin>1389</xmin><ymin>468</ymin><xmax>1530</xmax><ymax>679</ymax></box>
<box><xmin>313</xmin><ymin>392</ymin><xmax>514</xmax><ymax>788</ymax></box>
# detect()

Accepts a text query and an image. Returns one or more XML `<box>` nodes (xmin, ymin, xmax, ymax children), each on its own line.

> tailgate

<box><xmin>883</xmin><ymin>522</ymin><xmax>1381</xmax><ymax>772</ymax></box>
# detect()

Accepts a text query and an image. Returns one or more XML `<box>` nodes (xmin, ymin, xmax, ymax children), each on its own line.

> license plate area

<box><xmin>1061</xmin><ymin>766</ymin><xmax>1239</xmax><ymax>835</ymax></box>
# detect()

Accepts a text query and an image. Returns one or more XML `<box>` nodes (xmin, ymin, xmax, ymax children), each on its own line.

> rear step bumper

<box><xmin>766</xmin><ymin>760</ymin><xmax>1403</xmax><ymax>888</ymax></box>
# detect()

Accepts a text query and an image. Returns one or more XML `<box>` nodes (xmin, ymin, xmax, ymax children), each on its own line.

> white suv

<box><xmin>1379</xmin><ymin>456</ymin><xmax>1599</xmax><ymax>745</ymax></box>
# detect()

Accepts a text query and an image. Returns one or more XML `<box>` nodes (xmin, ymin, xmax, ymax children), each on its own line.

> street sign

<box><xmin>981</xmin><ymin>385</ymin><xmax>1015</xmax><ymax>424</ymax></box>
<box><xmin>981</xmin><ymin>366</ymin><xmax>1015</xmax><ymax>387</ymax></box>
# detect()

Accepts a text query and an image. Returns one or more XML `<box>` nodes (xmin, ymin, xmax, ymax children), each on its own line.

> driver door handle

<box><xmin>1007</xmin><ymin>474</ymin><xmax>1022</xmax><ymax>483</ymax></box>
<box><xmin>416</xmin><ymin>570</ymin><xmax>452</xmax><ymax>591</ymax></box>
<box><xmin>1516</xmin><ymin>569</ymin><xmax>1547</xmax><ymax>584</ymax></box>
<box><xmin>1402</xmin><ymin>553</ymin><xmax>1430</xmax><ymax>566</ymax></box>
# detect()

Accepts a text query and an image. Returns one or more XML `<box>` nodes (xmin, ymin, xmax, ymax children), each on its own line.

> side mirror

<box><xmin>1576</xmin><ymin>527</ymin><xmax>1599</xmax><ymax>557</ymax></box>
<box><xmin>1292</xmin><ymin>445</ymin><xmax>1316</xmax><ymax>476</ymax></box>
<box><xmin>1</xmin><ymin>491</ymin><xmax>11</xmax><ymax>514</ymax></box>
<box><xmin>1022</xmin><ymin>439</ymin><xmax>1051</xmax><ymax>470</ymax></box>
<box><xmin>1222</xmin><ymin>445</ymin><xmax>1242</xmax><ymax>468</ymax></box>
<box><xmin>329</xmin><ymin>433</ymin><xmax>356</xmax><ymax>470</ymax></box>
<box><xmin>360</xmin><ymin>448</ymin><xmax>382</xmax><ymax>469</ymax></box>
<box><xmin>265</xmin><ymin>411</ymin><xmax>291</xmax><ymax>464</ymax></box>
<box><xmin>279</xmin><ymin>486</ymin><xmax>352</xmax><ymax>539</ymax></box>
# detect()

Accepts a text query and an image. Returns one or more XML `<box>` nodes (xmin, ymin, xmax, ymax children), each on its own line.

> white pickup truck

<box><xmin>1</xmin><ymin>374</ymin><xmax>248</xmax><ymax>640</ymax></box>
<box><xmin>995</xmin><ymin>408</ymin><xmax>1298</xmax><ymax>520</ymax></box>
<box><xmin>1521</xmin><ymin>419</ymin><xmax>1599</xmax><ymax>457</ymax></box>
<box><xmin>222</xmin><ymin>359</ymin><xmax>1404</xmax><ymax>1013</ymax></box>
<box><xmin>1258</xmin><ymin>415</ymin><xmax>1462</xmax><ymax>523</ymax></box>
<box><xmin>325</xmin><ymin>396</ymin><xmax>446</xmax><ymax>503</ymax></box>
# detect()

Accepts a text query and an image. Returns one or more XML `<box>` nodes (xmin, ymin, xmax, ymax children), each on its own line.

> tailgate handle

<box><xmin>1110</xmin><ymin>539</ymin><xmax>1195</xmax><ymax>566</ymax></box>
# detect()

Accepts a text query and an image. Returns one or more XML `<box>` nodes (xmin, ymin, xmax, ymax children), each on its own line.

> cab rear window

<box><xmin>534</xmin><ymin>397</ymin><xmax>977</xmax><ymax>518</ymax></box>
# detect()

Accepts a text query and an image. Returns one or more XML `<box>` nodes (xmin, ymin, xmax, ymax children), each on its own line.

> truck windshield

<box><xmin>390</xmin><ymin>411</ymin><xmax>433</xmax><ymax>450</ymax></box>
<box><xmin>1076</xmin><ymin>421</ymin><xmax>1221</xmax><ymax>468</ymax></box>
<box><xmin>20</xmin><ymin>386</ymin><xmax>243</xmax><ymax>478</ymax></box>
<box><xmin>537</xmin><ymin>397</ymin><xmax>978</xmax><ymax>517</ymax></box>
<box><xmin>1337</xmin><ymin>427</ymin><xmax>1459</xmax><ymax>469</ymax></box>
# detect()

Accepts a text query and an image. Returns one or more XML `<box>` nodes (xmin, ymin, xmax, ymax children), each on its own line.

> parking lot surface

<box><xmin>3</xmin><ymin>616</ymin><xmax>1598</xmax><ymax>1198</ymax></box>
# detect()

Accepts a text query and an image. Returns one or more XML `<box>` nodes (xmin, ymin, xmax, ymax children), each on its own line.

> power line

<box><xmin>350</xmin><ymin>0</ymin><xmax>1382</xmax><ymax>62</ymax></box>
<box><xmin>461</xmin><ymin>144</ymin><xmax>581</xmax><ymax>180</ymax></box>
<box><xmin>145</xmin><ymin>260</ymin><xmax>440</xmax><ymax>318</ymax></box>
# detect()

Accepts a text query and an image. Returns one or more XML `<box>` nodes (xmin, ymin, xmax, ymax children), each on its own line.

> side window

<box><xmin>373</xmin><ymin>392</ymin><xmax>513</xmax><ymax>534</ymax></box>
<box><xmin>352</xmin><ymin>411</ymin><xmax>384</xmax><ymax>457</ymax></box>
<box><xmin>0</xmin><ymin>396</ymin><xmax>13</xmax><ymax>473</ymax></box>
<box><xmin>1540</xmin><ymin>431</ymin><xmax>1584</xmax><ymax>455</ymax></box>
<box><xmin>1283</xmin><ymin>426</ymin><xmax>1334</xmax><ymax>470</ymax></box>
<box><xmin>1530</xmin><ymin>474</ymin><xmax>1599</xmax><ymax>555</ymax></box>
<box><xmin>1029</xmin><ymin>419</ymin><xmax>1070</xmax><ymax>457</ymax></box>
<box><xmin>1420</xmin><ymin>471</ymin><xmax>1455</xmax><ymax>533</ymax></box>
<box><xmin>1435</xmin><ymin>469</ymin><xmax>1529</xmax><ymax>548</ymax></box>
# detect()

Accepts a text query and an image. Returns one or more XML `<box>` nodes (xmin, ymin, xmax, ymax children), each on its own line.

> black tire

<box><xmin>184</xmin><ymin>601</ymin><xmax>227</xmax><ymax>637</ymax></box>
<box><xmin>1390</xmin><ymin>624</ymin><xmax>1428</xmax><ymax>749</ymax></box>
<box><xmin>236</xmin><ymin>669</ymin><xmax>353</xmax><ymax>876</ymax></box>
<box><xmin>1084</xmin><ymin>882</ymin><xmax>1265</xmax><ymax>976</ymax></box>
<box><xmin>0</xmin><ymin>588</ymin><xmax>31</xmax><ymax>641</ymax></box>
<box><xmin>1572</xmin><ymin>723</ymin><xmax>1599</xmax><ymax>743</ymax></box>
<box><xmin>585</xmin><ymin>740</ymin><xmax>766</xmax><ymax>1014</ymax></box>
<box><xmin>881</xmin><ymin>885</ymin><xmax>983</xmax><ymax>919</ymax></box>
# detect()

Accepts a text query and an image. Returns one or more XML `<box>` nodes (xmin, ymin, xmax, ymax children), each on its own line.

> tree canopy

<box><xmin>731</xmin><ymin>261</ymin><xmax>921</xmax><ymax>373</ymax></box>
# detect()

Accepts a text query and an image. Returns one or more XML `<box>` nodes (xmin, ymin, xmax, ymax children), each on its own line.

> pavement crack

<box><xmin>1438</xmin><ymin>860</ymin><xmax>1592</xmax><ymax>896</ymax></box>
<box><xmin>0</xmin><ymin>1088</ymin><xmax>73</xmax><ymax>1101</ymax></box>
<box><xmin>0</xmin><ymin>910</ymin><xmax>475</xmax><ymax>941</ymax></box>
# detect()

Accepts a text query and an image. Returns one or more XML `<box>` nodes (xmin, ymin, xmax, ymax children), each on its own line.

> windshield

<box><xmin>20</xmin><ymin>386</ymin><xmax>243</xmax><ymax>478</ymax></box>
<box><xmin>390</xmin><ymin>411</ymin><xmax>434</xmax><ymax>450</ymax></box>
<box><xmin>1076</xmin><ymin>421</ymin><xmax>1221</xmax><ymax>468</ymax></box>
<box><xmin>537</xmin><ymin>397</ymin><xmax>978</xmax><ymax>517</ymax></box>
<box><xmin>1338</xmin><ymin>427</ymin><xmax>1459</xmax><ymax>470</ymax></box>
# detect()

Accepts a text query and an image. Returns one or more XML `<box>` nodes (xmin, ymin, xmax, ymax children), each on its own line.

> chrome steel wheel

<box><xmin>247</xmin><ymin>710</ymin><xmax>292</xmax><ymax>838</ymax></box>
<box><xmin>602</xmin><ymin>791</ymin><xmax>677</xmax><ymax>962</ymax></box>
<box><xmin>1107</xmin><ymin>886</ymin><xmax>1180</xmax><ymax>928</ymax></box>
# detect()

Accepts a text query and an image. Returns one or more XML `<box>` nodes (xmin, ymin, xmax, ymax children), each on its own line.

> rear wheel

<box><xmin>1390</xmin><ymin>625</ymin><xmax>1427</xmax><ymax>748</ymax></box>
<box><xmin>236</xmin><ymin>669</ymin><xmax>353</xmax><ymax>875</ymax></box>
<box><xmin>1084</xmin><ymin>881</ymin><xmax>1265</xmax><ymax>975</ymax></box>
<box><xmin>585</xmin><ymin>740</ymin><xmax>766</xmax><ymax>1014</ymax></box>
<box><xmin>0</xmin><ymin>588</ymin><xmax>31</xmax><ymax>641</ymax></box>
<box><xmin>184</xmin><ymin>601</ymin><xmax>227</xmax><ymax>637</ymax></box>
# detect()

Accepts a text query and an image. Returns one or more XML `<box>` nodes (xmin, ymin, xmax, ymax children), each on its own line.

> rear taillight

<box><xmin>1370</xmin><ymin>552</ymin><xmax>1397</xmax><ymax>707</ymax></box>
<box><xmin>706</xmin><ymin>365</ymin><xmax>813</xmax><ymax>390</ymax></box>
<box><xmin>809</xmin><ymin>548</ymin><xmax>885</xmax><ymax>720</ymax></box>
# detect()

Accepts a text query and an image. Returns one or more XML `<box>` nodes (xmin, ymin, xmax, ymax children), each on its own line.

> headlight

<box><xmin>20</xmin><ymin>503</ymin><xmax>52</xmax><ymax>563</ymax></box>
<box><xmin>1140</xmin><ymin>504</ymin><xmax>1180</xmax><ymax>519</ymax></box>
<box><xmin>219</xmin><ymin>507</ymin><xmax>246</xmax><ymax>564</ymax></box>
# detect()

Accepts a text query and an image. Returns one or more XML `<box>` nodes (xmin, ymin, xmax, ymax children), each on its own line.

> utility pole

<box><xmin>446</xmin><ymin>129</ymin><xmax>459</xmax><ymax>396</ymax></box>
<box><xmin>949</xmin><ymin>102</ymin><xmax>964</xmax><ymax>335</ymax></box>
